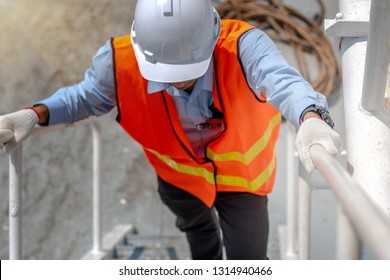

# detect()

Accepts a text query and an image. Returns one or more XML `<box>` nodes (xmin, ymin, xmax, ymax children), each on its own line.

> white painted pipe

<box><xmin>91</xmin><ymin>122</ymin><xmax>102</xmax><ymax>253</ymax></box>
<box><xmin>339</xmin><ymin>0</ymin><xmax>390</xmax><ymax>227</ymax></box>
<box><xmin>338</xmin><ymin>0</ymin><xmax>371</xmax><ymax>21</ymax></box>
<box><xmin>361</xmin><ymin>0</ymin><xmax>390</xmax><ymax>111</ymax></box>
<box><xmin>9</xmin><ymin>146</ymin><xmax>23</xmax><ymax>260</ymax></box>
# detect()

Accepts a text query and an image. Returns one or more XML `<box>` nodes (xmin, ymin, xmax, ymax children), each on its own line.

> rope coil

<box><xmin>216</xmin><ymin>0</ymin><xmax>341</xmax><ymax>97</ymax></box>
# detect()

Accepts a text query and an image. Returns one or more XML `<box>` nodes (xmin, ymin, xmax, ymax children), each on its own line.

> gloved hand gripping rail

<box><xmin>0</xmin><ymin>109</ymin><xmax>39</xmax><ymax>153</ymax></box>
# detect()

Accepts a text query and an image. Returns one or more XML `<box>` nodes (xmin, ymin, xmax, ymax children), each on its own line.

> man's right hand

<box><xmin>0</xmin><ymin>128</ymin><xmax>14</xmax><ymax>144</ymax></box>
<box><xmin>0</xmin><ymin>109</ymin><xmax>40</xmax><ymax>153</ymax></box>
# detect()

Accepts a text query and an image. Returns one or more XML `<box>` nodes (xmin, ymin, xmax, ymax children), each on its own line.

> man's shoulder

<box><xmin>219</xmin><ymin>19</ymin><xmax>255</xmax><ymax>41</ymax></box>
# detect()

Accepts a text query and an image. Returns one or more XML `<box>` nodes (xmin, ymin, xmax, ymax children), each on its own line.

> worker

<box><xmin>0</xmin><ymin>0</ymin><xmax>341</xmax><ymax>260</ymax></box>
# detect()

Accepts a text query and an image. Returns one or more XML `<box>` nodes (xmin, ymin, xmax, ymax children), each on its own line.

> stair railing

<box><xmin>2</xmin><ymin>118</ymin><xmax>102</xmax><ymax>260</ymax></box>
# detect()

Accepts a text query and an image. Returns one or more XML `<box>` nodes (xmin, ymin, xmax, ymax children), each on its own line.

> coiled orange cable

<box><xmin>216</xmin><ymin>0</ymin><xmax>342</xmax><ymax>97</ymax></box>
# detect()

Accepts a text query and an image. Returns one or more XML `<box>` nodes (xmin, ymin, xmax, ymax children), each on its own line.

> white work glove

<box><xmin>295</xmin><ymin>117</ymin><xmax>342</xmax><ymax>173</ymax></box>
<box><xmin>0</xmin><ymin>109</ymin><xmax>39</xmax><ymax>153</ymax></box>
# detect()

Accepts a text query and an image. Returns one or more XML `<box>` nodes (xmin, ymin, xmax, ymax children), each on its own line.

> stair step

<box><xmin>114</xmin><ymin>236</ymin><xmax>191</xmax><ymax>260</ymax></box>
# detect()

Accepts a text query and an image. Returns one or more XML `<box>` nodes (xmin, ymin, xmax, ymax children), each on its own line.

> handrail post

<box><xmin>9</xmin><ymin>145</ymin><xmax>23</xmax><ymax>260</ymax></box>
<box><xmin>336</xmin><ymin>205</ymin><xmax>361</xmax><ymax>259</ymax></box>
<box><xmin>297</xmin><ymin>177</ymin><xmax>311</xmax><ymax>260</ymax></box>
<box><xmin>285</xmin><ymin>122</ymin><xmax>298</xmax><ymax>259</ymax></box>
<box><xmin>91</xmin><ymin>121</ymin><xmax>102</xmax><ymax>253</ymax></box>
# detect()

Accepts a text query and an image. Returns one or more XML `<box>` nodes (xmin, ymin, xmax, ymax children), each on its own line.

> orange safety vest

<box><xmin>111</xmin><ymin>19</ymin><xmax>281</xmax><ymax>208</ymax></box>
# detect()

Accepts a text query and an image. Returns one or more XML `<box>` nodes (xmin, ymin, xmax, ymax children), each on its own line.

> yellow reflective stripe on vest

<box><xmin>146</xmin><ymin>148</ymin><xmax>216</xmax><ymax>184</ymax></box>
<box><xmin>216</xmin><ymin>154</ymin><xmax>276</xmax><ymax>191</ymax></box>
<box><xmin>207</xmin><ymin>113</ymin><xmax>281</xmax><ymax>164</ymax></box>
<box><xmin>146</xmin><ymin>146</ymin><xmax>277</xmax><ymax>191</ymax></box>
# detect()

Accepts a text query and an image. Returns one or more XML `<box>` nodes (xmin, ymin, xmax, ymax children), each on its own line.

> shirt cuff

<box><xmin>33</xmin><ymin>97</ymin><xmax>73</xmax><ymax>126</ymax></box>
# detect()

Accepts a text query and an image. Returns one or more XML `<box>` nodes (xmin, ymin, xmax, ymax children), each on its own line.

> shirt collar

<box><xmin>147</xmin><ymin>81</ymin><xmax>169</xmax><ymax>94</ymax></box>
<box><xmin>147</xmin><ymin>61</ymin><xmax>213</xmax><ymax>94</ymax></box>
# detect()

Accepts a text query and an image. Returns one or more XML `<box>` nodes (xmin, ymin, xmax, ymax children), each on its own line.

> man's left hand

<box><xmin>295</xmin><ymin>117</ymin><xmax>342</xmax><ymax>173</ymax></box>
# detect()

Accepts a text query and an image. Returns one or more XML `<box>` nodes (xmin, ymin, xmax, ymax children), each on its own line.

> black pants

<box><xmin>157</xmin><ymin>177</ymin><xmax>269</xmax><ymax>260</ymax></box>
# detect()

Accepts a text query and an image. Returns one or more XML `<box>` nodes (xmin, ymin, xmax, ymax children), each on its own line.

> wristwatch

<box><xmin>299</xmin><ymin>104</ymin><xmax>335</xmax><ymax>128</ymax></box>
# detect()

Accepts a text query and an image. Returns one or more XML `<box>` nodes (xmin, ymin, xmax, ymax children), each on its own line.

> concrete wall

<box><xmin>0</xmin><ymin>0</ymin><xmax>168</xmax><ymax>260</ymax></box>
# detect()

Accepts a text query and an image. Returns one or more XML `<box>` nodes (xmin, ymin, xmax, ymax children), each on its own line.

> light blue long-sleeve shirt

<box><xmin>37</xmin><ymin>28</ymin><xmax>327</xmax><ymax>157</ymax></box>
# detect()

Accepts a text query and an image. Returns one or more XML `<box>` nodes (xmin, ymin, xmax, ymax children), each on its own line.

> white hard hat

<box><xmin>130</xmin><ymin>0</ymin><xmax>221</xmax><ymax>83</ymax></box>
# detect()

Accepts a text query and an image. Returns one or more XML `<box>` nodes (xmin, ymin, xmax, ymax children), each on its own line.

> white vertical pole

<box><xmin>91</xmin><ymin>122</ymin><xmax>102</xmax><ymax>253</ymax></box>
<box><xmin>285</xmin><ymin>122</ymin><xmax>298</xmax><ymax>259</ymax></box>
<box><xmin>297</xmin><ymin>177</ymin><xmax>311</xmax><ymax>260</ymax></box>
<box><xmin>361</xmin><ymin>0</ymin><xmax>390</xmax><ymax>111</ymax></box>
<box><xmin>339</xmin><ymin>0</ymin><xmax>390</xmax><ymax>258</ymax></box>
<box><xmin>9</xmin><ymin>146</ymin><xmax>23</xmax><ymax>260</ymax></box>
<box><xmin>336</xmin><ymin>206</ymin><xmax>361</xmax><ymax>259</ymax></box>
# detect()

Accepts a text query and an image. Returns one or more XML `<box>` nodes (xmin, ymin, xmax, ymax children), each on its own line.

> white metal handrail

<box><xmin>281</xmin><ymin>121</ymin><xmax>390</xmax><ymax>260</ymax></box>
<box><xmin>307</xmin><ymin>144</ymin><xmax>390</xmax><ymax>259</ymax></box>
<box><xmin>4</xmin><ymin>118</ymin><xmax>102</xmax><ymax>259</ymax></box>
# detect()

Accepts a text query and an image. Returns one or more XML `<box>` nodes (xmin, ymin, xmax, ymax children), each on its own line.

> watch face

<box><xmin>300</xmin><ymin>105</ymin><xmax>334</xmax><ymax>128</ymax></box>
<box><xmin>316</xmin><ymin>106</ymin><xmax>334</xmax><ymax>128</ymax></box>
